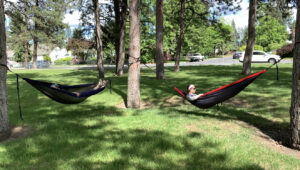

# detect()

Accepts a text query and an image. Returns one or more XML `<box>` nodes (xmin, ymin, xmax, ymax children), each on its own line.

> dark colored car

<box><xmin>233</xmin><ymin>52</ymin><xmax>242</xmax><ymax>59</ymax></box>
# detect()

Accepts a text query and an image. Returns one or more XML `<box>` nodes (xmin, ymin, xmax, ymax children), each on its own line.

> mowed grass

<box><xmin>0</xmin><ymin>63</ymin><xmax>299</xmax><ymax>169</ymax></box>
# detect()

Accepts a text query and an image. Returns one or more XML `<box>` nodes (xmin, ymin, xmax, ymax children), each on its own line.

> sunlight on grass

<box><xmin>1</xmin><ymin>64</ymin><xmax>300</xmax><ymax>169</ymax></box>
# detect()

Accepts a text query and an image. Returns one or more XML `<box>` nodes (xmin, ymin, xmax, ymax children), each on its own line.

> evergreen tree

<box><xmin>7</xmin><ymin>0</ymin><xmax>68</xmax><ymax>69</ymax></box>
<box><xmin>231</xmin><ymin>20</ymin><xmax>239</xmax><ymax>50</ymax></box>
<box><xmin>0</xmin><ymin>0</ymin><xmax>10</xmax><ymax>141</ymax></box>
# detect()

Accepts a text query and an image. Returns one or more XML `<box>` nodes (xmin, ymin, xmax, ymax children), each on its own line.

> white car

<box><xmin>188</xmin><ymin>53</ymin><xmax>204</xmax><ymax>62</ymax></box>
<box><xmin>239</xmin><ymin>51</ymin><xmax>281</xmax><ymax>63</ymax></box>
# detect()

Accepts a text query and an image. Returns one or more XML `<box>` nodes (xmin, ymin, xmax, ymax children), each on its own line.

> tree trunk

<box><xmin>32</xmin><ymin>0</ymin><xmax>39</xmax><ymax>69</ymax></box>
<box><xmin>127</xmin><ymin>0</ymin><xmax>140</xmax><ymax>108</ymax></box>
<box><xmin>24</xmin><ymin>42</ymin><xmax>29</xmax><ymax>68</ymax></box>
<box><xmin>33</xmin><ymin>37</ymin><xmax>38</xmax><ymax>69</ymax></box>
<box><xmin>290</xmin><ymin>0</ymin><xmax>300</xmax><ymax>150</ymax></box>
<box><xmin>242</xmin><ymin>0</ymin><xmax>256</xmax><ymax>75</ymax></box>
<box><xmin>24</xmin><ymin>5</ymin><xmax>29</xmax><ymax>69</ymax></box>
<box><xmin>174</xmin><ymin>0</ymin><xmax>185</xmax><ymax>72</ymax></box>
<box><xmin>93</xmin><ymin>0</ymin><xmax>105</xmax><ymax>78</ymax></box>
<box><xmin>116</xmin><ymin>0</ymin><xmax>127</xmax><ymax>76</ymax></box>
<box><xmin>114</xmin><ymin>0</ymin><xmax>121</xmax><ymax>74</ymax></box>
<box><xmin>155</xmin><ymin>0</ymin><xmax>164</xmax><ymax>79</ymax></box>
<box><xmin>0</xmin><ymin>0</ymin><xmax>11</xmax><ymax>141</ymax></box>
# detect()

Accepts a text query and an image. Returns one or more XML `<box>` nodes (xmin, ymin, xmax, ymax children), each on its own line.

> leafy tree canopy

<box><xmin>256</xmin><ymin>16</ymin><xmax>288</xmax><ymax>51</ymax></box>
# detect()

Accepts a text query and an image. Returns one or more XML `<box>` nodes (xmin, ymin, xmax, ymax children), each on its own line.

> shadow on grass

<box><xmin>2</xmin><ymin>127</ymin><xmax>264</xmax><ymax>169</ymax></box>
<box><xmin>172</xmin><ymin>105</ymin><xmax>291</xmax><ymax>147</ymax></box>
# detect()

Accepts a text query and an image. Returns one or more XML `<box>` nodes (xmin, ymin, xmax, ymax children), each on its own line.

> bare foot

<box><xmin>73</xmin><ymin>92</ymin><xmax>80</xmax><ymax>97</ymax></box>
<box><xmin>94</xmin><ymin>80</ymin><xmax>106</xmax><ymax>89</ymax></box>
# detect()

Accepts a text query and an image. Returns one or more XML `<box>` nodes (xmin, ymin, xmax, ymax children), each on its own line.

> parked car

<box><xmin>28</xmin><ymin>61</ymin><xmax>51</xmax><ymax>68</ymax></box>
<box><xmin>188</xmin><ymin>53</ymin><xmax>204</xmax><ymax>62</ymax></box>
<box><xmin>232</xmin><ymin>52</ymin><xmax>242</xmax><ymax>59</ymax></box>
<box><xmin>239</xmin><ymin>51</ymin><xmax>281</xmax><ymax>63</ymax></box>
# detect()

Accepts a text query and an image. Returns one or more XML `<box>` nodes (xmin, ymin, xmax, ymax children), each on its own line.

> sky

<box><xmin>223</xmin><ymin>0</ymin><xmax>249</xmax><ymax>29</ymax></box>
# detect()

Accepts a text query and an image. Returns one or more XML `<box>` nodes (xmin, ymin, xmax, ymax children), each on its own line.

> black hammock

<box><xmin>174</xmin><ymin>69</ymin><xmax>266</xmax><ymax>109</ymax></box>
<box><xmin>22</xmin><ymin>78</ymin><xmax>106</xmax><ymax>104</ymax></box>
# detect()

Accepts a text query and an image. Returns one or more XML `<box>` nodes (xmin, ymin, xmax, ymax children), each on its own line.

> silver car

<box><xmin>239</xmin><ymin>51</ymin><xmax>281</xmax><ymax>63</ymax></box>
<box><xmin>189</xmin><ymin>53</ymin><xmax>204</xmax><ymax>62</ymax></box>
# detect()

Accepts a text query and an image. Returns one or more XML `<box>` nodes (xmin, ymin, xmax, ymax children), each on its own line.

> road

<box><xmin>11</xmin><ymin>57</ymin><xmax>293</xmax><ymax>70</ymax></box>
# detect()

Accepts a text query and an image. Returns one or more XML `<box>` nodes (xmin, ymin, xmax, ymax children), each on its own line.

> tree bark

<box><xmin>116</xmin><ymin>0</ymin><xmax>127</xmax><ymax>76</ymax></box>
<box><xmin>32</xmin><ymin>0</ymin><xmax>39</xmax><ymax>69</ymax></box>
<box><xmin>290</xmin><ymin>0</ymin><xmax>300</xmax><ymax>150</ymax></box>
<box><xmin>155</xmin><ymin>0</ymin><xmax>164</xmax><ymax>79</ymax></box>
<box><xmin>242</xmin><ymin>0</ymin><xmax>256</xmax><ymax>75</ymax></box>
<box><xmin>24</xmin><ymin>42</ymin><xmax>29</xmax><ymax>68</ymax></box>
<box><xmin>127</xmin><ymin>0</ymin><xmax>140</xmax><ymax>108</ymax></box>
<box><xmin>93</xmin><ymin>0</ymin><xmax>105</xmax><ymax>78</ymax></box>
<box><xmin>0</xmin><ymin>0</ymin><xmax>11</xmax><ymax>141</ymax></box>
<box><xmin>174</xmin><ymin>0</ymin><xmax>185</xmax><ymax>72</ymax></box>
<box><xmin>114</xmin><ymin>0</ymin><xmax>121</xmax><ymax>73</ymax></box>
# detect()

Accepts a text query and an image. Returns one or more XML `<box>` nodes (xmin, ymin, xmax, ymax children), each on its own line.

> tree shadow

<box><xmin>171</xmin><ymin>105</ymin><xmax>291</xmax><ymax>148</ymax></box>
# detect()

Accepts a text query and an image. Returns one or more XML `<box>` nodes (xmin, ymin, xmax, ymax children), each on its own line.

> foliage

<box><xmin>67</xmin><ymin>28</ymin><xmax>95</xmax><ymax>62</ymax></box>
<box><xmin>256</xmin><ymin>16</ymin><xmax>288</xmax><ymax>52</ymax></box>
<box><xmin>43</xmin><ymin>55</ymin><xmax>51</xmax><ymax>62</ymax></box>
<box><xmin>240</xmin><ymin>44</ymin><xmax>264</xmax><ymax>51</ymax></box>
<box><xmin>6</xmin><ymin>0</ymin><xmax>68</xmax><ymax>62</ymax></box>
<box><xmin>54</xmin><ymin>57</ymin><xmax>72</xmax><ymax>65</ymax></box>
<box><xmin>257</xmin><ymin>2</ymin><xmax>293</xmax><ymax>25</ymax></box>
<box><xmin>12</xmin><ymin>44</ymin><xmax>31</xmax><ymax>62</ymax></box>
<box><xmin>276</xmin><ymin>43</ymin><xmax>293</xmax><ymax>58</ymax></box>
<box><xmin>231</xmin><ymin>20</ymin><xmax>240</xmax><ymax>50</ymax></box>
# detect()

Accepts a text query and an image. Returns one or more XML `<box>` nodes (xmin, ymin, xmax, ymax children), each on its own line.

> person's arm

<box><xmin>186</xmin><ymin>94</ymin><xmax>202</xmax><ymax>101</ymax></box>
<box><xmin>196</xmin><ymin>94</ymin><xmax>203</xmax><ymax>98</ymax></box>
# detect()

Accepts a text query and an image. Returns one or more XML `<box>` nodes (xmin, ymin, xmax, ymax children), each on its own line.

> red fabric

<box><xmin>201</xmin><ymin>69</ymin><xmax>266</xmax><ymax>97</ymax></box>
<box><xmin>174</xmin><ymin>87</ymin><xmax>186</xmax><ymax>97</ymax></box>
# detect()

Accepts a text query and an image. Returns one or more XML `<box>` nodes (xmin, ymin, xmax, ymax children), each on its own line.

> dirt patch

<box><xmin>115</xmin><ymin>101</ymin><xmax>154</xmax><ymax>109</ymax></box>
<box><xmin>224</xmin><ymin>97</ymin><xmax>252</xmax><ymax>108</ymax></box>
<box><xmin>252</xmin><ymin>127</ymin><xmax>300</xmax><ymax>159</ymax></box>
<box><xmin>0</xmin><ymin>126</ymin><xmax>31</xmax><ymax>144</ymax></box>
<box><xmin>115</xmin><ymin>96</ymin><xmax>185</xmax><ymax>109</ymax></box>
<box><xmin>162</xmin><ymin>96</ymin><xmax>186</xmax><ymax>107</ymax></box>
<box><xmin>186</xmin><ymin>124</ymin><xmax>203</xmax><ymax>133</ymax></box>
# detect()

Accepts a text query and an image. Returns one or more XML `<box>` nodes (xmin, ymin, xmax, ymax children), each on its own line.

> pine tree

<box><xmin>0</xmin><ymin>0</ymin><xmax>11</xmax><ymax>141</ymax></box>
<box><xmin>127</xmin><ymin>0</ymin><xmax>141</xmax><ymax>108</ymax></box>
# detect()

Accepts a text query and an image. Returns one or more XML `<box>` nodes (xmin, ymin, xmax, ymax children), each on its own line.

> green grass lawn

<box><xmin>0</xmin><ymin>64</ymin><xmax>299</xmax><ymax>169</ymax></box>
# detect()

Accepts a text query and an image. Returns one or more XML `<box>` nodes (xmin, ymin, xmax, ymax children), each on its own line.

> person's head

<box><xmin>187</xmin><ymin>84</ymin><xmax>196</xmax><ymax>94</ymax></box>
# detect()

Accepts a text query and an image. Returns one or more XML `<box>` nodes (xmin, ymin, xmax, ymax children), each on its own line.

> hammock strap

<box><xmin>0</xmin><ymin>64</ymin><xmax>23</xmax><ymax>120</ymax></box>
<box><xmin>16</xmin><ymin>74</ymin><xmax>23</xmax><ymax>120</ymax></box>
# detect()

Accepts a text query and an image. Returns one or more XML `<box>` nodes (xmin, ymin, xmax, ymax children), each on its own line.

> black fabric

<box><xmin>175</xmin><ymin>71</ymin><xmax>264</xmax><ymax>109</ymax></box>
<box><xmin>23</xmin><ymin>78</ymin><xmax>105</xmax><ymax>104</ymax></box>
<box><xmin>189</xmin><ymin>75</ymin><xmax>260</xmax><ymax>108</ymax></box>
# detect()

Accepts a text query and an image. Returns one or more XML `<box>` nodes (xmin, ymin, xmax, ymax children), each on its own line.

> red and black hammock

<box><xmin>174</xmin><ymin>69</ymin><xmax>267</xmax><ymax>109</ymax></box>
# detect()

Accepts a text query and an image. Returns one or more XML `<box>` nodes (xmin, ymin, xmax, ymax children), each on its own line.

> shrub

<box><xmin>240</xmin><ymin>44</ymin><xmax>264</xmax><ymax>51</ymax></box>
<box><xmin>276</xmin><ymin>44</ymin><xmax>293</xmax><ymax>58</ymax></box>
<box><xmin>43</xmin><ymin>55</ymin><xmax>51</xmax><ymax>62</ymax></box>
<box><xmin>54</xmin><ymin>57</ymin><xmax>72</xmax><ymax>65</ymax></box>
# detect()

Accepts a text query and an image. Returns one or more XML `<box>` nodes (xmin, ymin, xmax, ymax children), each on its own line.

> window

<box><xmin>253</xmin><ymin>52</ymin><xmax>265</xmax><ymax>55</ymax></box>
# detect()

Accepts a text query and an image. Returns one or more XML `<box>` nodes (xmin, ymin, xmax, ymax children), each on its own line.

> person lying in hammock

<box><xmin>51</xmin><ymin>79</ymin><xmax>106</xmax><ymax>97</ymax></box>
<box><xmin>186</xmin><ymin>84</ymin><xmax>203</xmax><ymax>101</ymax></box>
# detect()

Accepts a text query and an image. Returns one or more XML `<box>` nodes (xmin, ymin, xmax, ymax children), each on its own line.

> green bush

<box><xmin>240</xmin><ymin>44</ymin><xmax>264</xmax><ymax>51</ymax></box>
<box><xmin>43</xmin><ymin>55</ymin><xmax>51</xmax><ymax>62</ymax></box>
<box><xmin>54</xmin><ymin>57</ymin><xmax>72</xmax><ymax>65</ymax></box>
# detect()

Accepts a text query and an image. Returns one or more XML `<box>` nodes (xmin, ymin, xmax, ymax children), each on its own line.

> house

<box><xmin>49</xmin><ymin>47</ymin><xmax>72</xmax><ymax>63</ymax></box>
<box><xmin>6</xmin><ymin>46</ymin><xmax>14</xmax><ymax>61</ymax></box>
